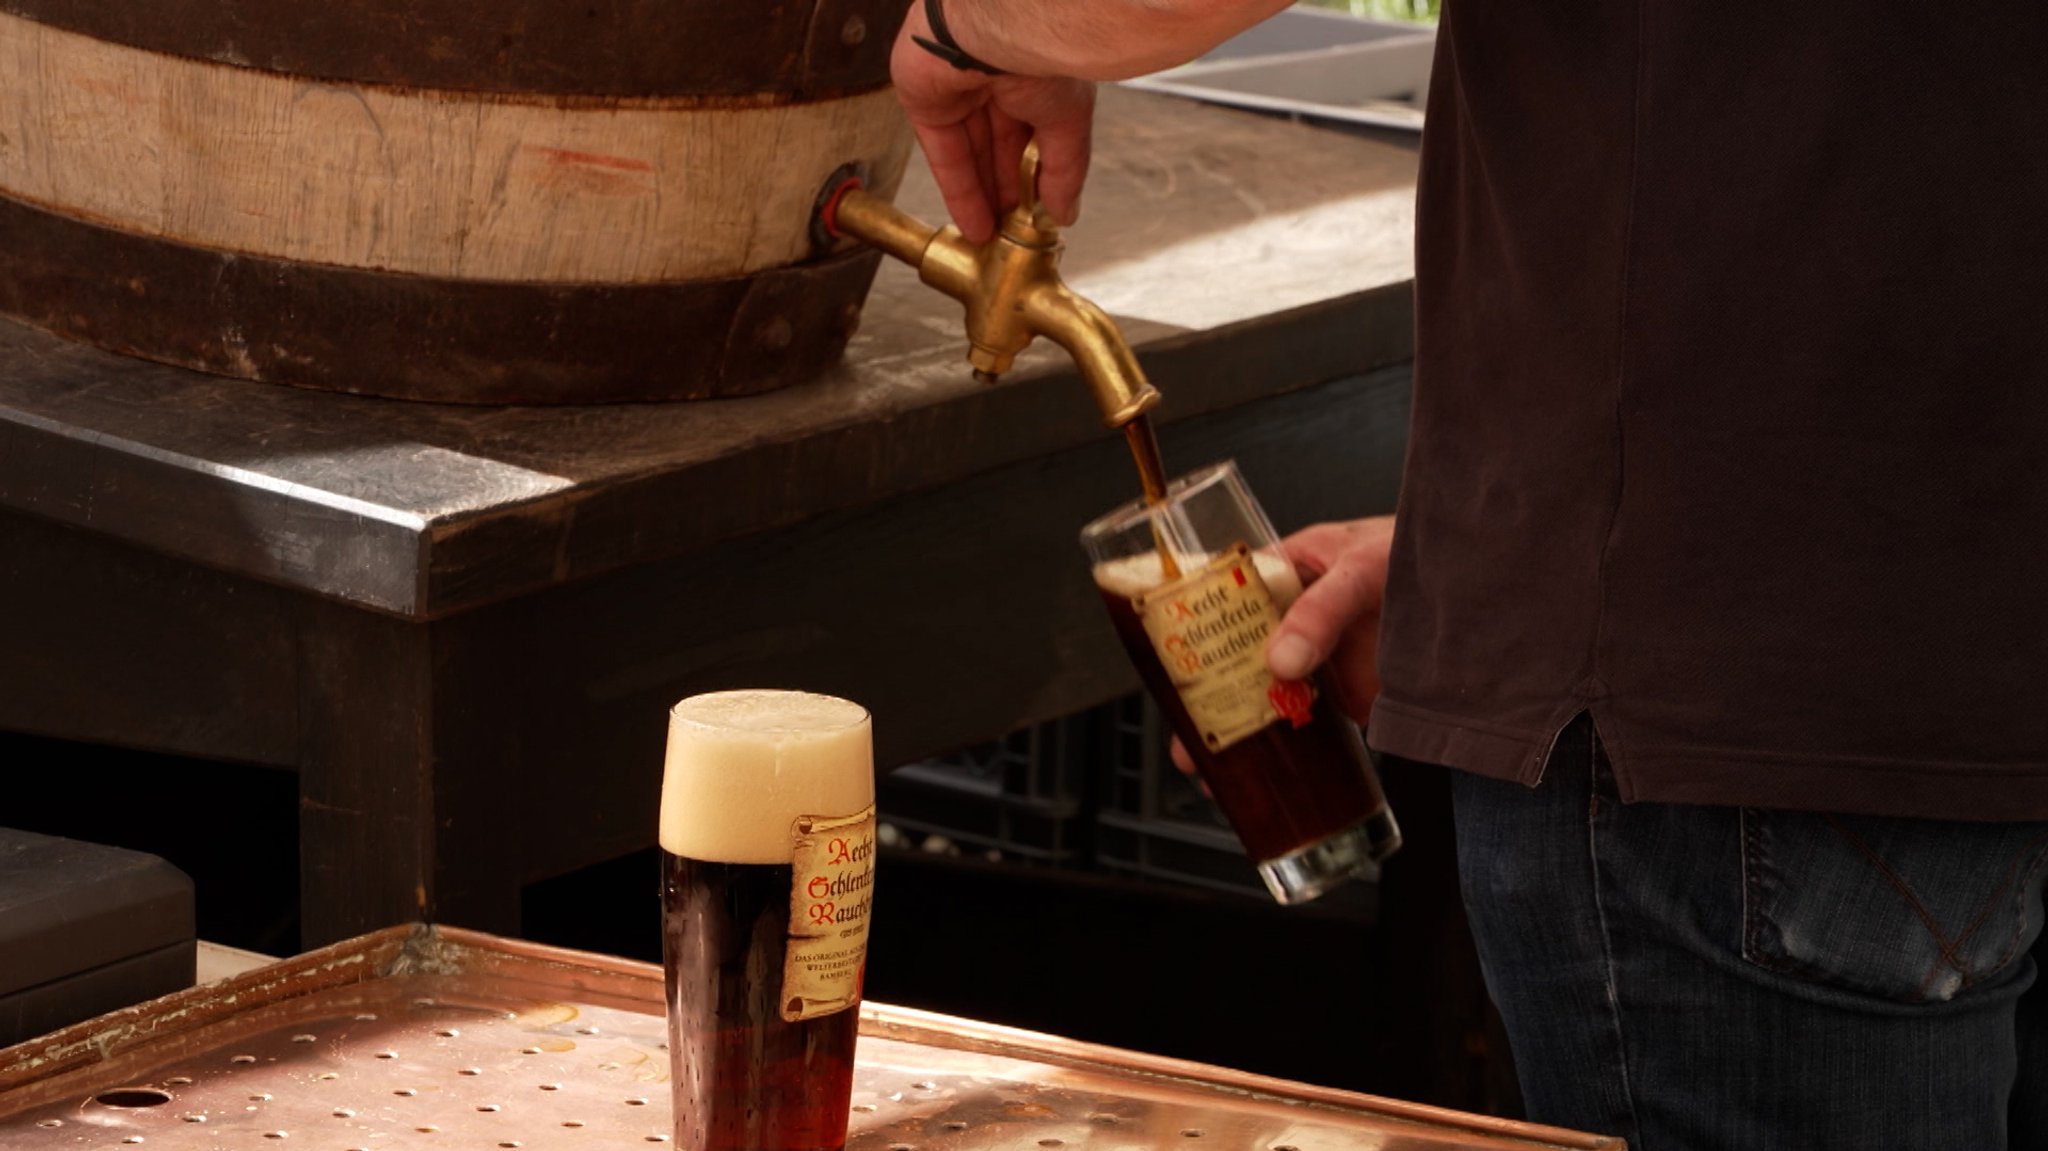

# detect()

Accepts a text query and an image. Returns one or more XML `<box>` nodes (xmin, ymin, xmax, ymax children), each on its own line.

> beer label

<box><xmin>1134</xmin><ymin>543</ymin><xmax>1313</xmax><ymax>753</ymax></box>
<box><xmin>782</xmin><ymin>805</ymin><xmax>876</xmax><ymax>1022</ymax></box>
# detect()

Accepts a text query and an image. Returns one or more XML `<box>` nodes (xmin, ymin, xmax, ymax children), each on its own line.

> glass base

<box><xmin>1256</xmin><ymin>807</ymin><xmax>1404</xmax><ymax>906</ymax></box>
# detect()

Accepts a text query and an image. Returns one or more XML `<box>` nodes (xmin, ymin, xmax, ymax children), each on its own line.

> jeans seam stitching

<box><xmin>1821</xmin><ymin>814</ymin><xmax>1971</xmax><ymax>997</ymax></box>
<box><xmin>1739</xmin><ymin>809</ymin><xmax>1808</xmax><ymax>976</ymax></box>
<box><xmin>1978</xmin><ymin>832</ymin><xmax>2048</xmax><ymax>985</ymax></box>
<box><xmin>1587</xmin><ymin>737</ymin><xmax>1647</xmax><ymax>1149</ymax></box>
<box><xmin>1741</xmin><ymin>807</ymin><xmax>1765</xmax><ymax>963</ymax></box>
<box><xmin>1736</xmin><ymin>814</ymin><xmax>2048</xmax><ymax>1004</ymax></box>
<box><xmin>1949</xmin><ymin>829</ymin><xmax>2048</xmax><ymax>952</ymax></box>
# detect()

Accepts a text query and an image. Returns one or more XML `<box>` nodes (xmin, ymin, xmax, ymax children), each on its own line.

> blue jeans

<box><xmin>1435</xmin><ymin>717</ymin><xmax>2048</xmax><ymax>1150</ymax></box>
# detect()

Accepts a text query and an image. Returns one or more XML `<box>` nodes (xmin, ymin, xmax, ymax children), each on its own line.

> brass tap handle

<box><xmin>1019</xmin><ymin>144</ymin><xmax>1042</xmax><ymax>214</ymax></box>
<box><xmin>1002</xmin><ymin>143</ymin><xmax>1059</xmax><ymax>249</ymax></box>
<box><xmin>818</xmin><ymin>143</ymin><xmax>1161</xmax><ymax>429</ymax></box>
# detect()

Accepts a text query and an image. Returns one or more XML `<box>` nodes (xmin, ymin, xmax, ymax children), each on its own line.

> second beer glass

<box><xmin>1081</xmin><ymin>460</ymin><xmax>1400</xmax><ymax>904</ymax></box>
<box><xmin>660</xmin><ymin>690</ymin><xmax>877</xmax><ymax>1151</ymax></box>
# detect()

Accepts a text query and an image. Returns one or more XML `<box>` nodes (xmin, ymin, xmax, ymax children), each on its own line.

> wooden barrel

<box><xmin>0</xmin><ymin>0</ymin><xmax>914</xmax><ymax>403</ymax></box>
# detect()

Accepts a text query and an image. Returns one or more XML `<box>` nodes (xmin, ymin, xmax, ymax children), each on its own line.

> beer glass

<box><xmin>1081</xmin><ymin>460</ymin><xmax>1400</xmax><ymax>904</ymax></box>
<box><xmin>659</xmin><ymin>690</ymin><xmax>876</xmax><ymax>1151</ymax></box>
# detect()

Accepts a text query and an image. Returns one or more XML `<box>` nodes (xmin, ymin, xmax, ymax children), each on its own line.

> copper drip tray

<box><xmin>0</xmin><ymin>925</ymin><xmax>1617</xmax><ymax>1151</ymax></box>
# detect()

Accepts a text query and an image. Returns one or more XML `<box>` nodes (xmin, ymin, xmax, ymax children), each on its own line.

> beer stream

<box><xmin>1122</xmin><ymin>414</ymin><xmax>1182</xmax><ymax>580</ymax></box>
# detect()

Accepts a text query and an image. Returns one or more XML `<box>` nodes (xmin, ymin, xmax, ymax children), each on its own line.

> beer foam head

<box><xmin>1091</xmin><ymin>551</ymin><xmax>1173</xmax><ymax>598</ymax></box>
<box><xmin>660</xmin><ymin>690</ymin><xmax>874</xmax><ymax>864</ymax></box>
<box><xmin>1093</xmin><ymin>547</ymin><xmax>1303</xmax><ymax>608</ymax></box>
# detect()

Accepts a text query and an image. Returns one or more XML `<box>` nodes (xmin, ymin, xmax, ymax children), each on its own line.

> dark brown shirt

<box><xmin>1367</xmin><ymin>2</ymin><xmax>2048</xmax><ymax>819</ymax></box>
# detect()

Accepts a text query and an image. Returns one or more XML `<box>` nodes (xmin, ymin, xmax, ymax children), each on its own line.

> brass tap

<box><xmin>819</xmin><ymin>146</ymin><xmax>1162</xmax><ymax>428</ymax></box>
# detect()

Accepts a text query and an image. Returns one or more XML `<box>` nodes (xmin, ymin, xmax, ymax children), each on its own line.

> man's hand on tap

<box><xmin>1169</xmin><ymin>516</ymin><xmax>1396</xmax><ymax>778</ymax></box>
<box><xmin>888</xmin><ymin>23</ymin><xmax>1093</xmax><ymax>246</ymax></box>
<box><xmin>890</xmin><ymin>0</ymin><xmax>1295</xmax><ymax>245</ymax></box>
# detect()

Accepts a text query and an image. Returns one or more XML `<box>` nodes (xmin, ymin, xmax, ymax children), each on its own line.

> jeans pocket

<box><xmin>1739</xmin><ymin>807</ymin><xmax>2048</xmax><ymax>1004</ymax></box>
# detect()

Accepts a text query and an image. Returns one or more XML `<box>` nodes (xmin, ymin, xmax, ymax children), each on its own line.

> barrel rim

<box><xmin>0</xmin><ymin>0</ymin><xmax>911</xmax><ymax>100</ymax></box>
<box><xmin>0</xmin><ymin>190</ymin><xmax>886</xmax><ymax>405</ymax></box>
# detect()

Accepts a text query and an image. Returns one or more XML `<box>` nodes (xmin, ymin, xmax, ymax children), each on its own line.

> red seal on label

<box><xmin>1268</xmin><ymin>678</ymin><xmax>1314</xmax><ymax>728</ymax></box>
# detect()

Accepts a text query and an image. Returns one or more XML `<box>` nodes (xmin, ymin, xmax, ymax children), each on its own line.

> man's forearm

<box><xmin>936</xmin><ymin>0</ymin><xmax>1295</xmax><ymax>81</ymax></box>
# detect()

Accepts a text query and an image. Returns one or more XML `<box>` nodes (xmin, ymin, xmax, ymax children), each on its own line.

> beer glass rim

<box><xmin>668</xmin><ymin>689</ymin><xmax>871</xmax><ymax>735</ymax></box>
<box><xmin>1079</xmin><ymin>458</ymin><xmax>1242</xmax><ymax>542</ymax></box>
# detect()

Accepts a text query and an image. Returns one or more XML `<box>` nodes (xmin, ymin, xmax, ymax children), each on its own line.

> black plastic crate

<box><xmin>1088</xmin><ymin>693</ymin><xmax>1286</xmax><ymax>899</ymax></box>
<box><xmin>879</xmin><ymin>714</ymin><xmax>1095</xmax><ymax>866</ymax></box>
<box><xmin>881</xmin><ymin>694</ymin><xmax>1378</xmax><ymax>921</ymax></box>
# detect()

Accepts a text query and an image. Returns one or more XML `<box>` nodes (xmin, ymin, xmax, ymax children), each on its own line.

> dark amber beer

<box><xmin>660</xmin><ymin>691</ymin><xmax>876</xmax><ymax>1151</ymax></box>
<box><xmin>1082</xmin><ymin>462</ymin><xmax>1399</xmax><ymax>903</ymax></box>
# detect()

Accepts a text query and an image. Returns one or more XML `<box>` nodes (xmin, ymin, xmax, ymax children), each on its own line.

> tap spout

<box><xmin>815</xmin><ymin>147</ymin><xmax>1162</xmax><ymax>429</ymax></box>
<box><xmin>1021</xmin><ymin>282</ymin><xmax>1159</xmax><ymax>428</ymax></box>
